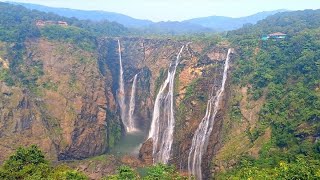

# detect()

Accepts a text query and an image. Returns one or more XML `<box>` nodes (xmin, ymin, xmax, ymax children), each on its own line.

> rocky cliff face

<box><xmin>169</xmin><ymin>45</ymin><xmax>232</xmax><ymax>179</ymax></box>
<box><xmin>0</xmin><ymin>37</ymin><xmax>234</xmax><ymax>179</ymax></box>
<box><xmin>0</xmin><ymin>39</ymin><xmax>113</xmax><ymax>162</ymax></box>
<box><xmin>97</xmin><ymin>38</ymin><xmax>234</xmax><ymax>179</ymax></box>
<box><xmin>98</xmin><ymin>38</ymin><xmax>189</xmax><ymax>134</ymax></box>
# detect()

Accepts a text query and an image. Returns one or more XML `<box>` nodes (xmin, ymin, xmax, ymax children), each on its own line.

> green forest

<box><xmin>0</xmin><ymin>3</ymin><xmax>128</xmax><ymax>43</ymax></box>
<box><xmin>0</xmin><ymin>146</ymin><xmax>188</xmax><ymax>180</ymax></box>
<box><xmin>218</xmin><ymin>10</ymin><xmax>320</xmax><ymax>179</ymax></box>
<box><xmin>0</xmin><ymin>2</ymin><xmax>128</xmax><ymax>90</ymax></box>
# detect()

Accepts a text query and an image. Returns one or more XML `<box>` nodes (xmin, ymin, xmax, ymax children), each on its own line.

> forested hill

<box><xmin>183</xmin><ymin>9</ymin><xmax>287</xmax><ymax>31</ymax></box>
<box><xmin>217</xmin><ymin>9</ymin><xmax>320</xmax><ymax>179</ymax></box>
<box><xmin>0</xmin><ymin>1</ymin><xmax>129</xmax><ymax>93</ymax></box>
<box><xmin>9</xmin><ymin>2</ymin><xmax>288</xmax><ymax>34</ymax></box>
<box><xmin>229</xmin><ymin>9</ymin><xmax>320</xmax><ymax>38</ymax></box>
<box><xmin>0</xmin><ymin>2</ymin><xmax>129</xmax><ymax>43</ymax></box>
<box><xmin>8</xmin><ymin>2</ymin><xmax>154</xmax><ymax>28</ymax></box>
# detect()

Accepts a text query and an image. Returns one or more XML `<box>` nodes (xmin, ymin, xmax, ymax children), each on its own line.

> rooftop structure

<box><xmin>262</xmin><ymin>32</ymin><xmax>287</xmax><ymax>40</ymax></box>
<box><xmin>36</xmin><ymin>20</ymin><xmax>68</xmax><ymax>27</ymax></box>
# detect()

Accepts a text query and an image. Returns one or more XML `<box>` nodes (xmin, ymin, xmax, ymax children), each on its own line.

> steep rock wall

<box><xmin>98</xmin><ymin>38</ymin><xmax>186</xmax><ymax>135</ymax></box>
<box><xmin>0</xmin><ymin>39</ymin><xmax>114</xmax><ymax>162</ymax></box>
<box><xmin>0</xmin><ymin>38</ymin><xmax>234</xmax><ymax>180</ymax></box>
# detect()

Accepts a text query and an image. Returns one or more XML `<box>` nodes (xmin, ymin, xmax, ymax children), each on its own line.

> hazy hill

<box><xmin>142</xmin><ymin>21</ymin><xmax>212</xmax><ymax>35</ymax></box>
<box><xmin>183</xmin><ymin>9</ymin><xmax>287</xmax><ymax>31</ymax></box>
<box><xmin>8</xmin><ymin>2</ymin><xmax>153</xmax><ymax>28</ymax></box>
<box><xmin>9</xmin><ymin>2</ymin><xmax>286</xmax><ymax>33</ymax></box>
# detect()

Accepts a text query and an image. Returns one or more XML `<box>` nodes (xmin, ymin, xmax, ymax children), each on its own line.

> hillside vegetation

<box><xmin>11</xmin><ymin>2</ymin><xmax>287</xmax><ymax>34</ymax></box>
<box><xmin>0</xmin><ymin>145</ymin><xmax>88</xmax><ymax>180</ymax></box>
<box><xmin>216</xmin><ymin>9</ymin><xmax>320</xmax><ymax>179</ymax></box>
<box><xmin>0</xmin><ymin>2</ymin><xmax>128</xmax><ymax>88</ymax></box>
<box><xmin>0</xmin><ymin>2</ymin><xmax>128</xmax><ymax>43</ymax></box>
<box><xmin>0</xmin><ymin>145</ymin><xmax>189</xmax><ymax>180</ymax></box>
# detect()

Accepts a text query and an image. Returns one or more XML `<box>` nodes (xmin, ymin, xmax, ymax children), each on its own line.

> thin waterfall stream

<box><xmin>117</xmin><ymin>39</ymin><xmax>138</xmax><ymax>133</ymax></box>
<box><xmin>117</xmin><ymin>40</ymin><xmax>127</xmax><ymax>132</ymax></box>
<box><xmin>188</xmin><ymin>49</ymin><xmax>231</xmax><ymax>180</ymax></box>
<box><xmin>148</xmin><ymin>45</ymin><xmax>185</xmax><ymax>164</ymax></box>
<box><xmin>128</xmin><ymin>74</ymin><xmax>139</xmax><ymax>132</ymax></box>
<box><xmin>112</xmin><ymin>41</ymin><xmax>143</xmax><ymax>156</ymax></box>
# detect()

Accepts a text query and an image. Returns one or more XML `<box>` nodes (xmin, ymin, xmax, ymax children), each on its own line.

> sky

<box><xmin>2</xmin><ymin>0</ymin><xmax>320</xmax><ymax>21</ymax></box>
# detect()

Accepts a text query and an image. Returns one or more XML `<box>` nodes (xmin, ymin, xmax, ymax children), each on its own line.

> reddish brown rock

<box><xmin>139</xmin><ymin>138</ymin><xmax>153</xmax><ymax>166</ymax></box>
<box><xmin>121</xmin><ymin>155</ymin><xmax>143</xmax><ymax>168</ymax></box>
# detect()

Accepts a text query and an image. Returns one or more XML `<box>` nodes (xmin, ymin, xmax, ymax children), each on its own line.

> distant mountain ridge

<box><xmin>183</xmin><ymin>9</ymin><xmax>288</xmax><ymax>31</ymax></box>
<box><xmin>8</xmin><ymin>2</ymin><xmax>287</xmax><ymax>33</ymax></box>
<box><xmin>143</xmin><ymin>21</ymin><xmax>213</xmax><ymax>35</ymax></box>
<box><xmin>8</xmin><ymin>2</ymin><xmax>154</xmax><ymax>28</ymax></box>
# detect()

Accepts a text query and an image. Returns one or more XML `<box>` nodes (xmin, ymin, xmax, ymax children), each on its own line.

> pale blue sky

<box><xmin>3</xmin><ymin>0</ymin><xmax>320</xmax><ymax>21</ymax></box>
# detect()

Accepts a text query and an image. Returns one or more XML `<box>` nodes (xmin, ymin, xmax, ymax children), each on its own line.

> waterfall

<box><xmin>128</xmin><ymin>74</ymin><xmax>139</xmax><ymax>132</ymax></box>
<box><xmin>117</xmin><ymin>40</ymin><xmax>128</xmax><ymax>132</ymax></box>
<box><xmin>148</xmin><ymin>45</ymin><xmax>185</xmax><ymax>164</ymax></box>
<box><xmin>188</xmin><ymin>49</ymin><xmax>231</xmax><ymax>180</ymax></box>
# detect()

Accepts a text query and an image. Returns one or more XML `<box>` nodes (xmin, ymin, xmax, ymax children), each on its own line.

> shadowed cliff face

<box><xmin>0</xmin><ymin>37</ymin><xmax>233</xmax><ymax>180</ymax></box>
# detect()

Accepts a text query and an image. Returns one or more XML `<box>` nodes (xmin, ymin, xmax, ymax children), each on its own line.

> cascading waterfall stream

<box><xmin>128</xmin><ymin>74</ymin><xmax>139</xmax><ymax>132</ymax></box>
<box><xmin>117</xmin><ymin>40</ymin><xmax>130</xmax><ymax>133</ymax></box>
<box><xmin>148</xmin><ymin>45</ymin><xmax>185</xmax><ymax>164</ymax></box>
<box><xmin>188</xmin><ymin>49</ymin><xmax>231</xmax><ymax>180</ymax></box>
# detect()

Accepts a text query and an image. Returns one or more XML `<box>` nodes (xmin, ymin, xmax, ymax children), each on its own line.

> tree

<box><xmin>0</xmin><ymin>145</ymin><xmax>88</xmax><ymax>180</ymax></box>
<box><xmin>144</xmin><ymin>164</ymin><xmax>188</xmax><ymax>180</ymax></box>
<box><xmin>104</xmin><ymin>164</ymin><xmax>188</xmax><ymax>180</ymax></box>
<box><xmin>0</xmin><ymin>145</ymin><xmax>49</xmax><ymax>179</ymax></box>
<box><xmin>105</xmin><ymin>166</ymin><xmax>139</xmax><ymax>180</ymax></box>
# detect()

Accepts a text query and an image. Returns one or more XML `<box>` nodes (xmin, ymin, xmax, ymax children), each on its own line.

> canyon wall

<box><xmin>0</xmin><ymin>39</ymin><xmax>115</xmax><ymax>162</ymax></box>
<box><xmin>0</xmin><ymin>38</ymin><xmax>234</xmax><ymax>179</ymax></box>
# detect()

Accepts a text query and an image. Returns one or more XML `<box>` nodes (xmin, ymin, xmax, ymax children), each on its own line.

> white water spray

<box><xmin>128</xmin><ymin>74</ymin><xmax>139</xmax><ymax>132</ymax></box>
<box><xmin>148</xmin><ymin>45</ymin><xmax>185</xmax><ymax>164</ymax></box>
<box><xmin>188</xmin><ymin>49</ymin><xmax>231</xmax><ymax>180</ymax></box>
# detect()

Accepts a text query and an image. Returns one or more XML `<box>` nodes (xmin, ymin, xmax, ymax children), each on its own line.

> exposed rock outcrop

<box><xmin>139</xmin><ymin>138</ymin><xmax>153</xmax><ymax>166</ymax></box>
<box><xmin>0</xmin><ymin>39</ymin><xmax>114</xmax><ymax>162</ymax></box>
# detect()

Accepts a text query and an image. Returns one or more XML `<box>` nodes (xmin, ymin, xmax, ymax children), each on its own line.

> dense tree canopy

<box><xmin>0</xmin><ymin>2</ymin><xmax>128</xmax><ymax>43</ymax></box>
<box><xmin>104</xmin><ymin>164</ymin><xmax>189</xmax><ymax>180</ymax></box>
<box><xmin>220</xmin><ymin>9</ymin><xmax>320</xmax><ymax>179</ymax></box>
<box><xmin>0</xmin><ymin>145</ymin><xmax>88</xmax><ymax>180</ymax></box>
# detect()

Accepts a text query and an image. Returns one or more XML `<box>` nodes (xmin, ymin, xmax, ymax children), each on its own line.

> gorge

<box><xmin>100</xmin><ymin>38</ymin><xmax>233</xmax><ymax>179</ymax></box>
<box><xmin>0</xmin><ymin>35</ymin><xmax>233</xmax><ymax>179</ymax></box>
